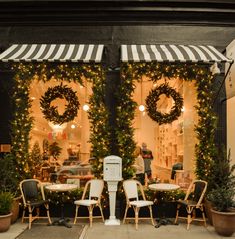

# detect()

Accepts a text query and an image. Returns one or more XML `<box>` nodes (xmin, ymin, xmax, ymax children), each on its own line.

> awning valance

<box><xmin>121</xmin><ymin>44</ymin><xmax>233</xmax><ymax>64</ymax></box>
<box><xmin>0</xmin><ymin>44</ymin><xmax>104</xmax><ymax>63</ymax></box>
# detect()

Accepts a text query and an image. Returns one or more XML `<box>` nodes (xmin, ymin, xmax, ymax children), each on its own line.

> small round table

<box><xmin>149</xmin><ymin>183</ymin><xmax>180</xmax><ymax>192</ymax></box>
<box><xmin>46</xmin><ymin>184</ymin><xmax>78</xmax><ymax>228</ymax></box>
<box><xmin>149</xmin><ymin>183</ymin><xmax>180</xmax><ymax>228</ymax></box>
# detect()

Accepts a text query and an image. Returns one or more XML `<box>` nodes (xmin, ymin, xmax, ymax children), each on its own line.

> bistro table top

<box><xmin>148</xmin><ymin>183</ymin><xmax>180</xmax><ymax>191</ymax></box>
<box><xmin>45</xmin><ymin>183</ymin><xmax>78</xmax><ymax>192</ymax></box>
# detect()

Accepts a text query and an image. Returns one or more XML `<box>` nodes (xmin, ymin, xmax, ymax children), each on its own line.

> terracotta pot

<box><xmin>11</xmin><ymin>197</ymin><xmax>21</xmax><ymax>224</ymax></box>
<box><xmin>211</xmin><ymin>209</ymin><xmax>235</xmax><ymax>237</ymax></box>
<box><xmin>0</xmin><ymin>213</ymin><xmax>12</xmax><ymax>232</ymax></box>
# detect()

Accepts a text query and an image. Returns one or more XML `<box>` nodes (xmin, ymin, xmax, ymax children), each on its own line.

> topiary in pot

<box><xmin>0</xmin><ymin>191</ymin><xmax>14</xmax><ymax>232</ymax></box>
<box><xmin>207</xmin><ymin>148</ymin><xmax>235</xmax><ymax>237</ymax></box>
<box><xmin>0</xmin><ymin>153</ymin><xmax>21</xmax><ymax>224</ymax></box>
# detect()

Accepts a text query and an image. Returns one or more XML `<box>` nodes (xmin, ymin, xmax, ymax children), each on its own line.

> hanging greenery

<box><xmin>120</xmin><ymin>62</ymin><xmax>217</xmax><ymax>183</ymax></box>
<box><xmin>115</xmin><ymin>63</ymin><xmax>138</xmax><ymax>179</ymax></box>
<box><xmin>146</xmin><ymin>83</ymin><xmax>183</xmax><ymax>125</ymax></box>
<box><xmin>88</xmin><ymin>69</ymin><xmax>112</xmax><ymax>177</ymax></box>
<box><xmin>9</xmin><ymin>63</ymin><xmax>110</xmax><ymax>180</ymax></box>
<box><xmin>40</xmin><ymin>84</ymin><xmax>79</xmax><ymax>125</ymax></box>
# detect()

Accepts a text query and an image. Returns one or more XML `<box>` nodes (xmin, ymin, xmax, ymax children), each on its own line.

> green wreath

<box><xmin>40</xmin><ymin>84</ymin><xmax>79</xmax><ymax>124</ymax></box>
<box><xmin>145</xmin><ymin>83</ymin><xmax>183</xmax><ymax>125</ymax></box>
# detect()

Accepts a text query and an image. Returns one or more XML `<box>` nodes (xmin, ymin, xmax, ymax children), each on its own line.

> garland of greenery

<box><xmin>10</xmin><ymin>63</ymin><xmax>110</xmax><ymax>180</ymax></box>
<box><xmin>115</xmin><ymin>63</ymin><xmax>137</xmax><ymax>179</ymax></box>
<box><xmin>146</xmin><ymin>83</ymin><xmax>183</xmax><ymax>125</ymax></box>
<box><xmin>120</xmin><ymin>62</ymin><xmax>217</xmax><ymax>186</ymax></box>
<box><xmin>9</xmin><ymin>60</ymin><xmax>217</xmax><ymax>194</ymax></box>
<box><xmin>40</xmin><ymin>84</ymin><xmax>79</xmax><ymax>125</ymax></box>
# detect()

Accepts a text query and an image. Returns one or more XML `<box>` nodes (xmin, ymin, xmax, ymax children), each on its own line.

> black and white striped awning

<box><xmin>0</xmin><ymin>44</ymin><xmax>104</xmax><ymax>63</ymax></box>
<box><xmin>121</xmin><ymin>44</ymin><xmax>233</xmax><ymax>63</ymax></box>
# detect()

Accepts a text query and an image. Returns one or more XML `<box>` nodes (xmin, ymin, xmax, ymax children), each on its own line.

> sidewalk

<box><xmin>82</xmin><ymin>221</ymin><xmax>235</xmax><ymax>239</ymax></box>
<box><xmin>2</xmin><ymin>219</ymin><xmax>235</xmax><ymax>239</ymax></box>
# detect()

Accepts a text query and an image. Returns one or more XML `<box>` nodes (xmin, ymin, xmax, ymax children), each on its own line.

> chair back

<box><xmin>88</xmin><ymin>179</ymin><xmax>104</xmax><ymax>200</ymax></box>
<box><xmin>123</xmin><ymin>180</ymin><xmax>139</xmax><ymax>201</ymax></box>
<box><xmin>20</xmin><ymin>179</ymin><xmax>44</xmax><ymax>205</ymax></box>
<box><xmin>185</xmin><ymin>180</ymin><xmax>207</xmax><ymax>206</ymax></box>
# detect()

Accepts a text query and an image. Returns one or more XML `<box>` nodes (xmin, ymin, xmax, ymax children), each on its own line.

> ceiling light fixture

<box><xmin>139</xmin><ymin>77</ymin><xmax>145</xmax><ymax>112</ymax></box>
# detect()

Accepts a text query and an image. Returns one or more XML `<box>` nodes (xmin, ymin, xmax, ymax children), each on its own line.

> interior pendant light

<box><xmin>83</xmin><ymin>80</ymin><xmax>90</xmax><ymax>112</ymax></box>
<box><xmin>139</xmin><ymin>78</ymin><xmax>145</xmax><ymax>112</ymax></box>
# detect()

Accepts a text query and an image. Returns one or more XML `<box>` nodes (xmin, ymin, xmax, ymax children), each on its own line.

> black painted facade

<box><xmin>0</xmin><ymin>0</ymin><xmax>235</xmax><ymax>145</ymax></box>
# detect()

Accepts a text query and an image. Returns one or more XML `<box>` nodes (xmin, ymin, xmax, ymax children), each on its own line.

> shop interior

<box><xmin>29</xmin><ymin>75</ymin><xmax>197</xmax><ymax>186</ymax></box>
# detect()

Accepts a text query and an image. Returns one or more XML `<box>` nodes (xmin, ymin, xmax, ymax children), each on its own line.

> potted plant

<box><xmin>0</xmin><ymin>191</ymin><xmax>14</xmax><ymax>232</ymax></box>
<box><xmin>49</xmin><ymin>141</ymin><xmax>62</xmax><ymax>161</ymax></box>
<box><xmin>207</xmin><ymin>148</ymin><xmax>235</xmax><ymax>237</ymax></box>
<box><xmin>0</xmin><ymin>153</ymin><xmax>21</xmax><ymax>224</ymax></box>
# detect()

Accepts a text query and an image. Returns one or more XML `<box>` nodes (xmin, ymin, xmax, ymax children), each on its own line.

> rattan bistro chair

<box><xmin>123</xmin><ymin>179</ymin><xmax>155</xmax><ymax>230</ymax></box>
<box><xmin>175</xmin><ymin>179</ymin><xmax>207</xmax><ymax>230</ymax></box>
<box><xmin>20</xmin><ymin>179</ymin><xmax>51</xmax><ymax>229</ymax></box>
<box><xmin>74</xmin><ymin>179</ymin><xmax>104</xmax><ymax>227</ymax></box>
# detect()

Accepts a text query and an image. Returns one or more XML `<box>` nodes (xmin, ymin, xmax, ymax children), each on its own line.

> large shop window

<box><xmin>121</xmin><ymin>44</ymin><xmax>233</xmax><ymax>184</ymax></box>
<box><xmin>0</xmin><ymin>44</ymin><xmax>104</xmax><ymax>183</ymax></box>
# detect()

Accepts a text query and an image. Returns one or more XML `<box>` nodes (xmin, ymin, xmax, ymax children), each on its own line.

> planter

<box><xmin>0</xmin><ymin>213</ymin><xmax>12</xmax><ymax>232</ymax></box>
<box><xmin>11</xmin><ymin>196</ymin><xmax>21</xmax><ymax>224</ymax></box>
<box><xmin>211</xmin><ymin>209</ymin><xmax>235</xmax><ymax>237</ymax></box>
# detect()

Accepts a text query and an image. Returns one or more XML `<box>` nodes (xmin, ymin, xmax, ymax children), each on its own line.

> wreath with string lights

<box><xmin>145</xmin><ymin>83</ymin><xmax>183</xmax><ymax>125</ymax></box>
<box><xmin>40</xmin><ymin>84</ymin><xmax>79</xmax><ymax>124</ymax></box>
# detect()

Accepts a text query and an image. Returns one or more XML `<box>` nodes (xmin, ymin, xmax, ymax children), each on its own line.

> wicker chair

<box><xmin>74</xmin><ymin>179</ymin><xmax>104</xmax><ymax>227</ymax></box>
<box><xmin>175</xmin><ymin>179</ymin><xmax>207</xmax><ymax>230</ymax></box>
<box><xmin>20</xmin><ymin>179</ymin><xmax>51</xmax><ymax>229</ymax></box>
<box><xmin>123</xmin><ymin>179</ymin><xmax>155</xmax><ymax>230</ymax></box>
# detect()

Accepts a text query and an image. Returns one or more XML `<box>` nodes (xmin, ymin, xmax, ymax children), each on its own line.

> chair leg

<box><xmin>88</xmin><ymin>206</ymin><xmax>93</xmax><ymax>227</ymax></box>
<box><xmin>186</xmin><ymin>206</ymin><xmax>193</xmax><ymax>230</ymax></box>
<box><xmin>28</xmin><ymin>206</ymin><xmax>32</xmax><ymax>230</ymax></box>
<box><xmin>74</xmin><ymin>205</ymin><xmax>79</xmax><ymax>224</ymax></box>
<box><xmin>174</xmin><ymin>205</ymin><xmax>180</xmax><ymax>224</ymax></box>
<box><xmin>187</xmin><ymin>213</ymin><xmax>192</xmax><ymax>230</ymax></box>
<box><xmin>149</xmin><ymin>206</ymin><xmax>154</xmax><ymax>226</ymax></box>
<box><xmin>134</xmin><ymin>207</ymin><xmax>139</xmax><ymax>230</ymax></box>
<box><xmin>123</xmin><ymin>205</ymin><xmax>129</xmax><ymax>224</ymax></box>
<box><xmin>98</xmin><ymin>204</ymin><xmax>105</xmax><ymax>222</ymax></box>
<box><xmin>201</xmin><ymin>207</ymin><xmax>207</xmax><ymax>227</ymax></box>
<box><xmin>22</xmin><ymin>208</ymin><xmax>26</xmax><ymax>223</ymax></box>
<box><xmin>45</xmin><ymin>204</ymin><xmax>52</xmax><ymax>224</ymax></box>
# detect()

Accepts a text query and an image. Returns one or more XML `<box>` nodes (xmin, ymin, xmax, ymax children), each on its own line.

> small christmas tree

<box><xmin>30</xmin><ymin>141</ymin><xmax>43</xmax><ymax>177</ymax></box>
<box><xmin>208</xmin><ymin>148</ymin><xmax>235</xmax><ymax>212</ymax></box>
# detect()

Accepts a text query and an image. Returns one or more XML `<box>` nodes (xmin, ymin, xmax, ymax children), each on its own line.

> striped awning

<box><xmin>0</xmin><ymin>44</ymin><xmax>104</xmax><ymax>63</ymax></box>
<box><xmin>121</xmin><ymin>44</ymin><xmax>233</xmax><ymax>64</ymax></box>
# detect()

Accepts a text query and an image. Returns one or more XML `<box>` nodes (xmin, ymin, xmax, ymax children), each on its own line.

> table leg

<box><xmin>155</xmin><ymin>201</ymin><xmax>178</xmax><ymax>228</ymax></box>
<box><xmin>50</xmin><ymin>203</ymin><xmax>72</xmax><ymax>228</ymax></box>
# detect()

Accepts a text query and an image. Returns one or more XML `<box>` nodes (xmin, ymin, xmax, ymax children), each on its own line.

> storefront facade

<box><xmin>0</xmin><ymin>0</ymin><xmax>235</xmax><ymax>182</ymax></box>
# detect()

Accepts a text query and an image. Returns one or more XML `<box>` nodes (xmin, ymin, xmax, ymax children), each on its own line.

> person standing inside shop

<box><xmin>141</xmin><ymin>142</ymin><xmax>154</xmax><ymax>184</ymax></box>
<box><xmin>133</xmin><ymin>146</ymin><xmax>145</xmax><ymax>185</ymax></box>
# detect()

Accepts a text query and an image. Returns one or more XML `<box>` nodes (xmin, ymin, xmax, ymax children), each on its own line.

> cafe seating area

<box><xmin>17</xmin><ymin>173</ymin><xmax>209</xmax><ymax>231</ymax></box>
